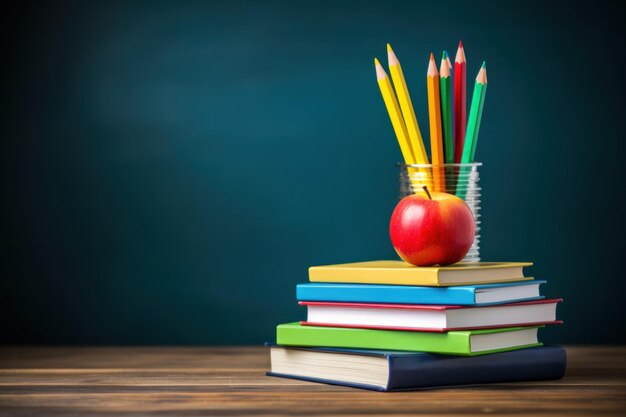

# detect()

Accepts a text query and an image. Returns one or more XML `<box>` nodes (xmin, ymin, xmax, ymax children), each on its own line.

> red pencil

<box><xmin>453</xmin><ymin>41</ymin><xmax>466</xmax><ymax>163</ymax></box>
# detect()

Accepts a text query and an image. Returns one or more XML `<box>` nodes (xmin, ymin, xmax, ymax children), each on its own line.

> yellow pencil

<box><xmin>426</xmin><ymin>53</ymin><xmax>445</xmax><ymax>192</ymax></box>
<box><xmin>374</xmin><ymin>58</ymin><xmax>416</xmax><ymax>165</ymax></box>
<box><xmin>387</xmin><ymin>44</ymin><xmax>429</xmax><ymax>164</ymax></box>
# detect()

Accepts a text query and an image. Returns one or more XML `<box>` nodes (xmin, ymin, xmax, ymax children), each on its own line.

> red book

<box><xmin>453</xmin><ymin>41</ymin><xmax>467</xmax><ymax>163</ymax></box>
<box><xmin>300</xmin><ymin>299</ymin><xmax>562</xmax><ymax>332</ymax></box>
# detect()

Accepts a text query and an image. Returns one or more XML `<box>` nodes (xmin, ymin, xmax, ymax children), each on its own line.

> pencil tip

<box><xmin>455</xmin><ymin>42</ymin><xmax>466</xmax><ymax>63</ymax></box>
<box><xmin>387</xmin><ymin>44</ymin><xmax>399</xmax><ymax>66</ymax></box>
<box><xmin>428</xmin><ymin>55</ymin><xmax>438</xmax><ymax>76</ymax></box>
<box><xmin>477</xmin><ymin>65</ymin><xmax>487</xmax><ymax>83</ymax></box>
<box><xmin>375</xmin><ymin>58</ymin><xmax>387</xmax><ymax>80</ymax></box>
<box><xmin>444</xmin><ymin>50</ymin><xmax>450</xmax><ymax>58</ymax></box>
<box><xmin>440</xmin><ymin>53</ymin><xmax>451</xmax><ymax>77</ymax></box>
<box><xmin>482</xmin><ymin>61</ymin><xmax>486</xmax><ymax>68</ymax></box>
<box><xmin>444</xmin><ymin>50</ymin><xmax>452</xmax><ymax>70</ymax></box>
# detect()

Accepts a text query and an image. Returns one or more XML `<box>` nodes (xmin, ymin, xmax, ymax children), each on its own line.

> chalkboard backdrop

<box><xmin>2</xmin><ymin>1</ymin><xmax>625</xmax><ymax>344</ymax></box>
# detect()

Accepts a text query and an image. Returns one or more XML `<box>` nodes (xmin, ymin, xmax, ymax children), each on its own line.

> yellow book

<box><xmin>308</xmin><ymin>261</ymin><xmax>533</xmax><ymax>287</ymax></box>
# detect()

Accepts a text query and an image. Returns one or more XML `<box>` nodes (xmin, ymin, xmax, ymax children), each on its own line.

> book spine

<box><xmin>386</xmin><ymin>346</ymin><xmax>566</xmax><ymax>390</ymax></box>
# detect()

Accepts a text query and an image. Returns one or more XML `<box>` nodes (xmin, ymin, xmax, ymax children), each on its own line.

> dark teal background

<box><xmin>2</xmin><ymin>1</ymin><xmax>625</xmax><ymax>344</ymax></box>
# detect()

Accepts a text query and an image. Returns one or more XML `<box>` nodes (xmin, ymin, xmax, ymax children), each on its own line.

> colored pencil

<box><xmin>426</xmin><ymin>53</ymin><xmax>445</xmax><ymax>192</ymax></box>
<box><xmin>440</xmin><ymin>52</ymin><xmax>454</xmax><ymax>164</ymax></box>
<box><xmin>387</xmin><ymin>44</ymin><xmax>429</xmax><ymax>165</ymax></box>
<box><xmin>461</xmin><ymin>62</ymin><xmax>488</xmax><ymax>163</ymax></box>
<box><xmin>374</xmin><ymin>58</ymin><xmax>416</xmax><ymax>165</ymax></box>
<box><xmin>453</xmin><ymin>41</ymin><xmax>467</xmax><ymax>163</ymax></box>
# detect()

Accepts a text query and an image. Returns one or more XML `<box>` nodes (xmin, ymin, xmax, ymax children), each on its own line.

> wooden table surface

<box><xmin>0</xmin><ymin>346</ymin><xmax>624</xmax><ymax>416</ymax></box>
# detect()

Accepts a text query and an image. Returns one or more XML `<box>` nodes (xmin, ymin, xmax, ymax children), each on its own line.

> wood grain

<box><xmin>0</xmin><ymin>346</ymin><xmax>625</xmax><ymax>416</ymax></box>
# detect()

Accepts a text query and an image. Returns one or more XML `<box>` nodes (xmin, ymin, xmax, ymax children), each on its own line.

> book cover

<box><xmin>296</xmin><ymin>281</ymin><xmax>546</xmax><ymax>306</ymax></box>
<box><xmin>308</xmin><ymin>260</ymin><xmax>533</xmax><ymax>286</ymax></box>
<box><xmin>267</xmin><ymin>345</ymin><xmax>567</xmax><ymax>391</ymax></box>
<box><xmin>276</xmin><ymin>322</ymin><xmax>542</xmax><ymax>355</ymax></box>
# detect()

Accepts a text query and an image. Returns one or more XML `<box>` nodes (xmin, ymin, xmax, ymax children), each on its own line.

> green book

<box><xmin>276</xmin><ymin>323</ymin><xmax>542</xmax><ymax>356</ymax></box>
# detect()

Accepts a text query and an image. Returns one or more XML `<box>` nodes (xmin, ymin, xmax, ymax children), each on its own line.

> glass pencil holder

<box><xmin>398</xmin><ymin>162</ymin><xmax>482</xmax><ymax>262</ymax></box>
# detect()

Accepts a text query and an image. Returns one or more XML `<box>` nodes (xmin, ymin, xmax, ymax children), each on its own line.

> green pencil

<box><xmin>440</xmin><ymin>51</ymin><xmax>454</xmax><ymax>164</ymax></box>
<box><xmin>457</xmin><ymin>62</ymin><xmax>487</xmax><ymax>198</ymax></box>
<box><xmin>460</xmin><ymin>62</ymin><xmax>488</xmax><ymax>163</ymax></box>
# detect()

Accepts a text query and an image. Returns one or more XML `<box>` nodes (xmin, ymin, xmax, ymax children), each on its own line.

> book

<box><xmin>276</xmin><ymin>322</ymin><xmax>542</xmax><ymax>356</ymax></box>
<box><xmin>308</xmin><ymin>261</ymin><xmax>533</xmax><ymax>286</ymax></box>
<box><xmin>300</xmin><ymin>299</ymin><xmax>562</xmax><ymax>332</ymax></box>
<box><xmin>267</xmin><ymin>345</ymin><xmax>567</xmax><ymax>391</ymax></box>
<box><xmin>297</xmin><ymin>280</ymin><xmax>546</xmax><ymax>306</ymax></box>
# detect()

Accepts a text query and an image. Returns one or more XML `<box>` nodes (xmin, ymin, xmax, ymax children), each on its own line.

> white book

<box><xmin>301</xmin><ymin>299</ymin><xmax>561</xmax><ymax>331</ymax></box>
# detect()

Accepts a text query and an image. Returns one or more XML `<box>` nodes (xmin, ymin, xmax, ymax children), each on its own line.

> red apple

<box><xmin>389</xmin><ymin>186</ymin><xmax>475</xmax><ymax>266</ymax></box>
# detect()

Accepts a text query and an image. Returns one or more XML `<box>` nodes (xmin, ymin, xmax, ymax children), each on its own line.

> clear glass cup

<box><xmin>397</xmin><ymin>162</ymin><xmax>482</xmax><ymax>262</ymax></box>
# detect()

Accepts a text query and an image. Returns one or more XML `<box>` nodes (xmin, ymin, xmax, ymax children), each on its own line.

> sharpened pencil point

<box><xmin>476</xmin><ymin>65</ymin><xmax>487</xmax><ymax>84</ymax></box>
<box><xmin>481</xmin><ymin>61</ymin><xmax>486</xmax><ymax>68</ymax></box>
<box><xmin>374</xmin><ymin>58</ymin><xmax>387</xmax><ymax>80</ymax></box>
<box><xmin>444</xmin><ymin>50</ymin><xmax>452</xmax><ymax>70</ymax></box>
<box><xmin>455</xmin><ymin>42</ymin><xmax>466</xmax><ymax>63</ymax></box>
<box><xmin>440</xmin><ymin>53</ymin><xmax>451</xmax><ymax>77</ymax></box>
<box><xmin>387</xmin><ymin>44</ymin><xmax>399</xmax><ymax>66</ymax></box>
<box><xmin>427</xmin><ymin>54</ymin><xmax>439</xmax><ymax>77</ymax></box>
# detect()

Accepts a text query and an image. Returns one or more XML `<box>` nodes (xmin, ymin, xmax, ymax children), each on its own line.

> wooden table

<box><xmin>0</xmin><ymin>346</ymin><xmax>624</xmax><ymax>416</ymax></box>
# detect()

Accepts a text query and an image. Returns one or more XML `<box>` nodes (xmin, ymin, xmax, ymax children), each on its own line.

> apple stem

<box><xmin>422</xmin><ymin>186</ymin><xmax>432</xmax><ymax>200</ymax></box>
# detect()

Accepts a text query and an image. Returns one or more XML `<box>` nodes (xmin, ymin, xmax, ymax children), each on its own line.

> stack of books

<box><xmin>268</xmin><ymin>261</ymin><xmax>566</xmax><ymax>391</ymax></box>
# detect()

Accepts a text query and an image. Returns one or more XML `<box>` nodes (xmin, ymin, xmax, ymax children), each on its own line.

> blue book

<box><xmin>296</xmin><ymin>280</ymin><xmax>545</xmax><ymax>306</ymax></box>
<box><xmin>268</xmin><ymin>345</ymin><xmax>566</xmax><ymax>391</ymax></box>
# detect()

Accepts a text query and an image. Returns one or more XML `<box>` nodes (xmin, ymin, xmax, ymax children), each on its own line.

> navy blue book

<box><xmin>296</xmin><ymin>281</ymin><xmax>545</xmax><ymax>306</ymax></box>
<box><xmin>267</xmin><ymin>345</ymin><xmax>566</xmax><ymax>391</ymax></box>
